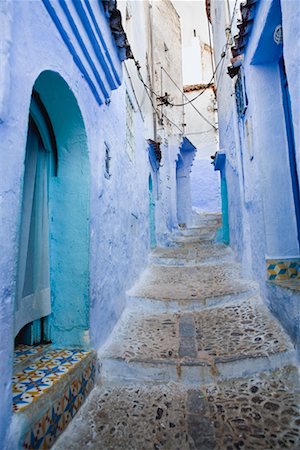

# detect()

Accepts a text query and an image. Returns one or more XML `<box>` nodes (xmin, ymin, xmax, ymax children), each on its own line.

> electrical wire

<box><xmin>170</xmin><ymin>0</ymin><xmax>240</xmax><ymax>107</ymax></box>
<box><xmin>133</xmin><ymin>57</ymin><xmax>184</xmax><ymax>134</ymax></box>
<box><xmin>129</xmin><ymin>0</ymin><xmax>240</xmax><ymax>134</ymax></box>
<box><xmin>168</xmin><ymin>54</ymin><xmax>223</xmax><ymax>107</ymax></box>
<box><xmin>124</xmin><ymin>62</ymin><xmax>144</xmax><ymax>121</ymax></box>
<box><xmin>161</xmin><ymin>66</ymin><xmax>217</xmax><ymax>130</ymax></box>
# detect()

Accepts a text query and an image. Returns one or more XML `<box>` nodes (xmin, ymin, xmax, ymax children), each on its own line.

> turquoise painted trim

<box><xmin>30</xmin><ymin>98</ymin><xmax>53</xmax><ymax>155</ymax></box>
<box><xmin>30</xmin><ymin>91</ymin><xmax>58</xmax><ymax>175</ymax></box>
<box><xmin>34</xmin><ymin>71</ymin><xmax>90</xmax><ymax>347</ymax></box>
<box><xmin>42</xmin><ymin>0</ymin><xmax>104</xmax><ymax>105</ymax></box>
<box><xmin>213</xmin><ymin>152</ymin><xmax>229</xmax><ymax>245</ymax></box>
<box><xmin>221</xmin><ymin>174</ymin><xmax>230</xmax><ymax>245</ymax></box>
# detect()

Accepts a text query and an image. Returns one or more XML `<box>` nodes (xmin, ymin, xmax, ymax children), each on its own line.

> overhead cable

<box><xmin>161</xmin><ymin>66</ymin><xmax>217</xmax><ymax>130</ymax></box>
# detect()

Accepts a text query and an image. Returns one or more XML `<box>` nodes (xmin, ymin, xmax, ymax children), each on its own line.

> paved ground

<box><xmin>54</xmin><ymin>213</ymin><xmax>300</xmax><ymax>450</ymax></box>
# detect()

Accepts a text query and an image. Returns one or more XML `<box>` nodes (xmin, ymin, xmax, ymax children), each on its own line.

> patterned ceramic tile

<box><xmin>14</xmin><ymin>344</ymin><xmax>51</xmax><ymax>367</ymax></box>
<box><xmin>266</xmin><ymin>258</ymin><xmax>300</xmax><ymax>281</ymax></box>
<box><xmin>13</xmin><ymin>347</ymin><xmax>92</xmax><ymax>413</ymax></box>
<box><xmin>266</xmin><ymin>258</ymin><xmax>300</xmax><ymax>291</ymax></box>
<box><xmin>22</xmin><ymin>358</ymin><xmax>96</xmax><ymax>449</ymax></box>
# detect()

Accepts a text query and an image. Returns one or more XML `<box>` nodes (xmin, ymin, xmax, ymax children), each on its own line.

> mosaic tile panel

<box><xmin>266</xmin><ymin>259</ymin><xmax>300</xmax><ymax>281</ymax></box>
<box><xmin>22</xmin><ymin>358</ymin><xmax>96</xmax><ymax>449</ymax></box>
<box><xmin>13</xmin><ymin>348</ymin><xmax>92</xmax><ymax>413</ymax></box>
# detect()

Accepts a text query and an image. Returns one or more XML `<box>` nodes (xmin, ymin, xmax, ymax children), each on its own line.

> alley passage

<box><xmin>54</xmin><ymin>214</ymin><xmax>300</xmax><ymax>450</ymax></box>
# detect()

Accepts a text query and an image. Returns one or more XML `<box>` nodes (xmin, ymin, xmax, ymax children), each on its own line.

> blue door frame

<box><xmin>279</xmin><ymin>56</ymin><xmax>300</xmax><ymax>248</ymax></box>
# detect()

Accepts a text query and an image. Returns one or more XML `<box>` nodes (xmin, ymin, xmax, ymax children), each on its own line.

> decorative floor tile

<box><xmin>14</xmin><ymin>344</ymin><xmax>51</xmax><ymax>367</ymax></box>
<box><xmin>13</xmin><ymin>346</ymin><xmax>92</xmax><ymax>413</ymax></box>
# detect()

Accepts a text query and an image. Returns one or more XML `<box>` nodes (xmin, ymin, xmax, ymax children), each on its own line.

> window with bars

<box><xmin>126</xmin><ymin>91</ymin><xmax>135</xmax><ymax>161</ymax></box>
<box><xmin>104</xmin><ymin>141</ymin><xmax>111</xmax><ymax>179</ymax></box>
<box><xmin>235</xmin><ymin>69</ymin><xmax>248</xmax><ymax>118</ymax></box>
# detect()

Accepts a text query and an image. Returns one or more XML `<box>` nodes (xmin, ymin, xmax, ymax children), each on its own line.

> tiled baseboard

<box><xmin>266</xmin><ymin>258</ymin><xmax>300</xmax><ymax>291</ymax></box>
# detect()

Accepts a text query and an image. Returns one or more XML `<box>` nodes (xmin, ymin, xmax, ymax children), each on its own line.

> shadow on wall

<box><xmin>191</xmin><ymin>158</ymin><xmax>221</xmax><ymax>212</ymax></box>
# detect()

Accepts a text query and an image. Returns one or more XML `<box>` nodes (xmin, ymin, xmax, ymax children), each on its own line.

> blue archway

<box><xmin>15</xmin><ymin>71</ymin><xmax>90</xmax><ymax>347</ymax></box>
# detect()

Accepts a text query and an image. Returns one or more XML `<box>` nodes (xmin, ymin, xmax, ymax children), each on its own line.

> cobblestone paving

<box><xmin>200</xmin><ymin>366</ymin><xmax>300</xmax><ymax>450</ymax></box>
<box><xmin>53</xmin><ymin>367</ymin><xmax>300</xmax><ymax>450</ymax></box>
<box><xmin>194</xmin><ymin>301</ymin><xmax>293</xmax><ymax>361</ymax></box>
<box><xmin>129</xmin><ymin>263</ymin><xmax>255</xmax><ymax>302</ymax></box>
<box><xmin>104</xmin><ymin>312</ymin><xmax>180</xmax><ymax>361</ymax></box>
<box><xmin>103</xmin><ymin>302</ymin><xmax>292</xmax><ymax>364</ymax></box>
<box><xmin>53</xmin><ymin>214</ymin><xmax>300</xmax><ymax>450</ymax></box>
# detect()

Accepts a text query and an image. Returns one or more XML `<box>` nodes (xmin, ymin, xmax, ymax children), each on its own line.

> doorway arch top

<box><xmin>32</xmin><ymin>70</ymin><xmax>90</xmax><ymax>347</ymax></box>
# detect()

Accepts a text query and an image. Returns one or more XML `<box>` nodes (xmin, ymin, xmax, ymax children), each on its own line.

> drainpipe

<box><xmin>225</xmin><ymin>0</ymin><xmax>232</xmax><ymax>42</ymax></box>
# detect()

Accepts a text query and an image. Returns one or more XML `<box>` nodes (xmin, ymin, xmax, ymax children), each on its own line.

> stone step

<box><xmin>127</xmin><ymin>262</ymin><xmax>258</xmax><ymax>307</ymax></box>
<box><xmin>99</xmin><ymin>300</ymin><xmax>296</xmax><ymax>385</ymax></box>
<box><xmin>191</xmin><ymin>211</ymin><xmax>222</xmax><ymax>228</ymax></box>
<box><xmin>11</xmin><ymin>346</ymin><xmax>96</xmax><ymax>449</ymax></box>
<box><xmin>177</xmin><ymin>226</ymin><xmax>220</xmax><ymax>237</ymax></box>
<box><xmin>173</xmin><ymin>234</ymin><xmax>216</xmax><ymax>244</ymax></box>
<box><xmin>53</xmin><ymin>366</ymin><xmax>300</xmax><ymax>450</ymax></box>
<box><xmin>149</xmin><ymin>242</ymin><xmax>233</xmax><ymax>266</ymax></box>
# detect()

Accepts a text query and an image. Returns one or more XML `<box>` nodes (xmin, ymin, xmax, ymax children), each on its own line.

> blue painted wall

<box><xmin>191</xmin><ymin>158</ymin><xmax>221</xmax><ymax>212</ymax></box>
<box><xmin>149</xmin><ymin>175</ymin><xmax>157</xmax><ymax>249</ymax></box>
<box><xmin>0</xmin><ymin>1</ymin><xmax>151</xmax><ymax>444</ymax></box>
<box><xmin>210</xmin><ymin>0</ymin><xmax>300</xmax><ymax>356</ymax></box>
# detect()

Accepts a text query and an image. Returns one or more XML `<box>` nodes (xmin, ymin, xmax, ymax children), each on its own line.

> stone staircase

<box><xmin>53</xmin><ymin>213</ymin><xmax>300</xmax><ymax>450</ymax></box>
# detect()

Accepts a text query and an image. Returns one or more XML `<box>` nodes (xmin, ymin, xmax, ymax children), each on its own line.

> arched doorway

<box><xmin>176</xmin><ymin>155</ymin><xmax>186</xmax><ymax>227</ymax></box>
<box><xmin>15</xmin><ymin>71</ymin><xmax>90</xmax><ymax>347</ymax></box>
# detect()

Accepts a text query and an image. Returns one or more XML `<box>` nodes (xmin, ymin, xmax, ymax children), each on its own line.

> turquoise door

<box><xmin>149</xmin><ymin>175</ymin><xmax>157</xmax><ymax>249</ymax></box>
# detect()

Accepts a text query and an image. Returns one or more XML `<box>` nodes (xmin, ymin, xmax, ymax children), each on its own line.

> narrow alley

<box><xmin>1</xmin><ymin>1</ymin><xmax>300</xmax><ymax>448</ymax></box>
<box><xmin>52</xmin><ymin>213</ymin><xmax>300</xmax><ymax>450</ymax></box>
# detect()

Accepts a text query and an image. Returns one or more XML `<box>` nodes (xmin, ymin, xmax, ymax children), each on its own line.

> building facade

<box><xmin>0</xmin><ymin>0</ymin><xmax>195</xmax><ymax>446</ymax></box>
<box><xmin>207</xmin><ymin>0</ymin><xmax>300</xmax><ymax>354</ymax></box>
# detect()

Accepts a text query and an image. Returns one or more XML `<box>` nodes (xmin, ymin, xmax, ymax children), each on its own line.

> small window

<box><xmin>193</xmin><ymin>29</ymin><xmax>196</xmax><ymax>37</ymax></box>
<box><xmin>126</xmin><ymin>91</ymin><xmax>135</xmax><ymax>161</ymax></box>
<box><xmin>235</xmin><ymin>69</ymin><xmax>248</xmax><ymax>118</ymax></box>
<box><xmin>104</xmin><ymin>142</ymin><xmax>111</xmax><ymax>179</ymax></box>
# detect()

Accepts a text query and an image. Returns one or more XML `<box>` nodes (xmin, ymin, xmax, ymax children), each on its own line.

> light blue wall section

<box><xmin>191</xmin><ymin>159</ymin><xmax>221</xmax><ymax>212</ymax></box>
<box><xmin>0</xmin><ymin>1</ymin><xmax>151</xmax><ymax>444</ymax></box>
<box><xmin>149</xmin><ymin>175</ymin><xmax>157</xmax><ymax>249</ymax></box>
<box><xmin>210</xmin><ymin>0</ymin><xmax>300</xmax><ymax>356</ymax></box>
<box><xmin>176</xmin><ymin>138</ymin><xmax>197</xmax><ymax>227</ymax></box>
